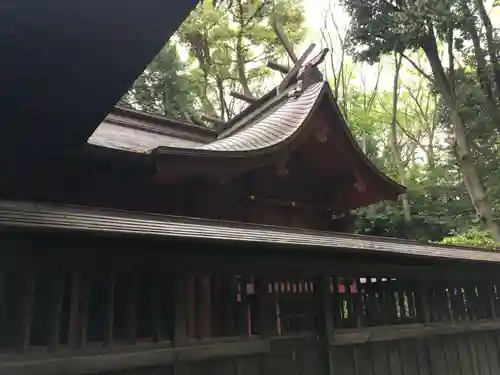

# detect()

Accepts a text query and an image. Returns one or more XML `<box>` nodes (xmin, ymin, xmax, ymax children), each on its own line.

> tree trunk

<box><xmin>236</xmin><ymin>32</ymin><xmax>254</xmax><ymax>98</ymax></box>
<box><xmin>461</xmin><ymin>1</ymin><xmax>500</xmax><ymax>128</ymax></box>
<box><xmin>389</xmin><ymin>51</ymin><xmax>411</xmax><ymax>222</ymax></box>
<box><xmin>474</xmin><ymin>0</ymin><xmax>500</xmax><ymax>98</ymax></box>
<box><xmin>422</xmin><ymin>30</ymin><xmax>500</xmax><ymax>240</ymax></box>
<box><xmin>215</xmin><ymin>75</ymin><xmax>226</xmax><ymax>121</ymax></box>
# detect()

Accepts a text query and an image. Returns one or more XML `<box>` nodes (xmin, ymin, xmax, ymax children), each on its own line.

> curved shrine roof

<box><xmin>89</xmin><ymin>78</ymin><xmax>405</xmax><ymax>209</ymax></box>
<box><xmin>200</xmin><ymin>82</ymin><xmax>323</xmax><ymax>152</ymax></box>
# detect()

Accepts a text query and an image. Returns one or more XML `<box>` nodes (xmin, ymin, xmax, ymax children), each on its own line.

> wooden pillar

<box><xmin>47</xmin><ymin>274</ymin><xmax>64</xmax><ymax>350</ymax></box>
<box><xmin>331</xmin><ymin>277</ymin><xmax>341</xmax><ymax>329</ymax></box>
<box><xmin>174</xmin><ymin>273</ymin><xmax>189</xmax><ymax>375</ymax></box>
<box><xmin>315</xmin><ymin>276</ymin><xmax>335</xmax><ymax>375</ymax></box>
<box><xmin>488</xmin><ymin>281</ymin><xmax>497</xmax><ymax>320</ymax></box>
<box><xmin>68</xmin><ymin>271</ymin><xmax>81</xmax><ymax>348</ymax></box>
<box><xmin>221</xmin><ymin>274</ymin><xmax>236</xmax><ymax>337</ymax></box>
<box><xmin>466</xmin><ymin>282</ymin><xmax>478</xmax><ymax>321</ymax></box>
<box><xmin>199</xmin><ymin>275</ymin><xmax>211</xmax><ymax>339</ymax></box>
<box><xmin>79</xmin><ymin>277</ymin><xmax>91</xmax><ymax>348</ymax></box>
<box><xmin>236</xmin><ymin>276</ymin><xmax>249</xmax><ymax>336</ymax></box>
<box><xmin>386</xmin><ymin>279</ymin><xmax>398</xmax><ymax>324</ymax></box>
<box><xmin>354</xmin><ymin>278</ymin><xmax>364</xmax><ymax>328</ymax></box>
<box><xmin>0</xmin><ymin>271</ymin><xmax>6</xmax><ymax>346</ymax></box>
<box><xmin>211</xmin><ymin>274</ymin><xmax>222</xmax><ymax>338</ymax></box>
<box><xmin>126</xmin><ymin>276</ymin><xmax>137</xmax><ymax>345</ymax></box>
<box><xmin>174</xmin><ymin>273</ymin><xmax>188</xmax><ymax>346</ymax></box>
<box><xmin>152</xmin><ymin>274</ymin><xmax>162</xmax><ymax>342</ymax></box>
<box><xmin>255</xmin><ymin>277</ymin><xmax>273</xmax><ymax>337</ymax></box>
<box><xmin>186</xmin><ymin>274</ymin><xmax>196</xmax><ymax>340</ymax></box>
<box><xmin>103</xmin><ymin>274</ymin><xmax>115</xmax><ymax>347</ymax></box>
<box><xmin>0</xmin><ymin>271</ymin><xmax>5</xmax><ymax>310</ymax></box>
<box><xmin>419</xmin><ymin>276</ymin><xmax>430</xmax><ymax>325</ymax></box>
<box><xmin>17</xmin><ymin>272</ymin><xmax>35</xmax><ymax>352</ymax></box>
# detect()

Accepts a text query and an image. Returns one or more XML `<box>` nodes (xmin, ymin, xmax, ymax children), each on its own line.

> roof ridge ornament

<box><xmin>289</xmin><ymin>48</ymin><xmax>330</xmax><ymax>97</ymax></box>
<box><xmin>276</xmin><ymin>43</ymin><xmax>316</xmax><ymax>95</ymax></box>
<box><xmin>219</xmin><ymin>17</ymin><xmax>330</xmax><ymax>136</ymax></box>
<box><xmin>222</xmin><ymin>45</ymin><xmax>329</xmax><ymax>137</ymax></box>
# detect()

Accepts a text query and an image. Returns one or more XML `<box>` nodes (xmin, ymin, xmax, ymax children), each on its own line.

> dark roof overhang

<box><xmin>0</xmin><ymin>199</ymin><xmax>497</xmax><ymax>266</ymax></box>
<box><xmin>0</xmin><ymin>0</ymin><xmax>199</xmax><ymax>162</ymax></box>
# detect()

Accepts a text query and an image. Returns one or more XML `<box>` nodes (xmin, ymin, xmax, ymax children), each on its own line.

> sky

<box><xmin>301</xmin><ymin>0</ymin><xmax>391</xmax><ymax>91</ymax></box>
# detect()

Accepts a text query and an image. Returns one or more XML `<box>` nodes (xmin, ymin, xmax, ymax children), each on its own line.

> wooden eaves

<box><xmin>0</xmin><ymin>0</ymin><xmax>201</xmax><ymax>160</ymax></box>
<box><xmin>0</xmin><ymin>199</ymin><xmax>497</xmax><ymax>265</ymax></box>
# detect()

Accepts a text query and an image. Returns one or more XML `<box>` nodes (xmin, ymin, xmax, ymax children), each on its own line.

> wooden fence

<box><xmin>2</xmin><ymin>266</ymin><xmax>500</xmax><ymax>375</ymax></box>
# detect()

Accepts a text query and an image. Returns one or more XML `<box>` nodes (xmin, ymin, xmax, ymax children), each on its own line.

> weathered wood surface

<box><xmin>2</xmin><ymin>235</ymin><xmax>500</xmax><ymax>375</ymax></box>
<box><xmin>2</xmin><ymin>329</ymin><xmax>500</xmax><ymax>375</ymax></box>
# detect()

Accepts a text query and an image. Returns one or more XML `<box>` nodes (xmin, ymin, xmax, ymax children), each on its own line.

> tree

<box><xmin>441</xmin><ymin>229</ymin><xmax>500</xmax><ymax>250</ymax></box>
<box><xmin>341</xmin><ymin>0</ymin><xmax>500</xmax><ymax>240</ymax></box>
<box><xmin>119</xmin><ymin>42</ymin><xmax>198</xmax><ymax>120</ymax></box>
<box><xmin>388</xmin><ymin>51</ymin><xmax>412</xmax><ymax>221</ymax></box>
<box><xmin>178</xmin><ymin>0</ymin><xmax>306</xmax><ymax>120</ymax></box>
<box><xmin>121</xmin><ymin>0</ymin><xmax>306</xmax><ymax>122</ymax></box>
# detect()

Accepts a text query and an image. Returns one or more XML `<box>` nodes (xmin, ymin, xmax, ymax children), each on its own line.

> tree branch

<box><xmin>401</xmin><ymin>53</ymin><xmax>434</xmax><ymax>83</ymax></box>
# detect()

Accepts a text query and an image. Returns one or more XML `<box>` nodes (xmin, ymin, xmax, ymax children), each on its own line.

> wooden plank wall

<box><xmin>83</xmin><ymin>331</ymin><xmax>500</xmax><ymax>375</ymax></box>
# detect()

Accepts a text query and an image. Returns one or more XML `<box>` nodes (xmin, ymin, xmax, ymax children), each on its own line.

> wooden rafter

<box><xmin>201</xmin><ymin>114</ymin><xmax>225</xmax><ymax>127</ymax></box>
<box><xmin>267</xmin><ymin>60</ymin><xmax>290</xmax><ymax>75</ymax></box>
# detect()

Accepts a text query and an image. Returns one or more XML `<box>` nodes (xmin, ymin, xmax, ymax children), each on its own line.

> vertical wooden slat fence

<box><xmin>2</xmin><ymin>267</ymin><xmax>500</xmax><ymax>375</ymax></box>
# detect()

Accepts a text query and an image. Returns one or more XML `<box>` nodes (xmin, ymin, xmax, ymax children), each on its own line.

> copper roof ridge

<box><xmin>217</xmin><ymin>82</ymin><xmax>307</xmax><ymax>139</ymax></box>
<box><xmin>218</xmin><ymin>89</ymin><xmax>277</xmax><ymax>133</ymax></box>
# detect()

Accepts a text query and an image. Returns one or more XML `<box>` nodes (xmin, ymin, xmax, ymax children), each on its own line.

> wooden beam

<box><xmin>16</xmin><ymin>272</ymin><xmax>35</xmax><ymax>352</ymax></box>
<box><xmin>0</xmin><ymin>340</ymin><xmax>270</xmax><ymax>375</ymax></box>
<box><xmin>126</xmin><ymin>277</ymin><xmax>138</xmax><ymax>345</ymax></box>
<box><xmin>152</xmin><ymin>274</ymin><xmax>162</xmax><ymax>342</ymax></box>
<box><xmin>221</xmin><ymin>274</ymin><xmax>236</xmax><ymax>337</ymax></box>
<box><xmin>488</xmin><ymin>281</ymin><xmax>497</xmax><ymax>319</ymax></box>
<box><xmin>0</xmin><ymin>271</ymin><xmax>6</xmax><ymax>342</ymax></box>
<box><xmin>277</xmin><ymin>43</ymin><xmax>316</xmax><ymax>94</ymax></box>
<box><xmin>186</xmin><ymin>274</ymin><xmax>196</xmax><ymax>340</ymax></box>
<box><xmin>331</xmin><ymin>319</ymin><xmax>500</xmax><ymax>346</ymax></box>
<box><xmin>189</xmin><ymin>115</ymin><xmax>206</xmax><ymax>127</ymax></box>
<box><xmin>307</xmin><ymin>48</ymin><xmax>330</xmax><ymax>69</ymax></box>
<box><xmin>419</xmin><ymin>277</ymin><xmax>430</xmax><ymax>325</ymax></box>
<box><xmin>211</xmin><ymin>274</ymin><xmax>222</xmax><ymax>338</ymax></box>
<box><xmin>267</xmin><ymin>60</ymin><xmax>290</xmax><ymax>74</ymax></box>
<box><xmin>67</xmin><ymin>271</ymin><xmax>81</xmax><ymax>348</ymax></box>
<box><xmin>230</xmin><ymin>91</ymin><xmax>257</xmax><ymax>104</ymax></box>
<box><xmin>103</xmin><ymin>274</ymin><xmax>115</xmax><ymax>347</ymax></box>
<box><xmin>199</xmin><ymin>275</ymin><xmax>211</xmax><ymax>339</ymax></box>
<box><xmin>173</xmin><ymin>273</ymin><xmax>188</xmax><ymax>375</ymax></box>
<box><xmin>174</xmin><ymin>274</ymin><xmax>187</xmax><ymax>346</ymax></box>
<box><xmin>47</xmin><ymin>274</ymin><xmax>64</xmax><ymax>350</ymax></box>
<box><xmin>78</xmin><ymin>277</ymin><xmax>91</xmax><ymax>348</ymax></box>
<box><xmin>316</xmin><ymin>276</ymin><xmax>335</xmax><ymax>375</ymax></box>
<box><xmin>201</xmin><ymin>114</ymin><xmax>225</xmax><ymax>126</ymax></box>
<box><xmin>236</xmin><ymin>276</ymin><xmax>249</xmax><ymax>336</ymax></box>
